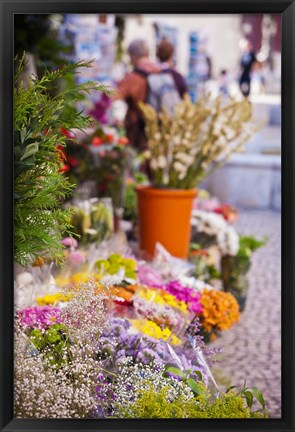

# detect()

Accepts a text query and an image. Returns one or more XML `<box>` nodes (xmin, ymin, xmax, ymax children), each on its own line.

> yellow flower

<box><xmin>137</xmin><ymin>288</ymin><xmax>188</xmax><ymax>314</ymax></box>
<box><xmin>71</xmin><ymin>272</ymin><xmax>100</xmax><ymax>288</ymax></box>
<box><xmin>36</xmin><ymin>292</ymin><xmax>73</xmax><ymax>306</ymax></box>
<box><xmin>130</xmin><ymin>319</ymin><xmax>182</xmax><ymax>345</ymax></box>
<box><xmin>55</xmin><ymin>275</ymin><xmax>71</xmax><ymax>288</ymax></box>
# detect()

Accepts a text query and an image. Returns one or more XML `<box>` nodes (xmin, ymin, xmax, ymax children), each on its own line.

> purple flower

<box><xmin>88</xmin><ymin>93</ymin><xmax>112</xmax><ymax>124</ymax></box>
<box><xmin>18</xmin><ymin>306</ymin><xmax>62</xmax><ymax>330</ymax></box>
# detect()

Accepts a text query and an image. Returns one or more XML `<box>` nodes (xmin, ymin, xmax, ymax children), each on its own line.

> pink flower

<box><xmin>164</xmin><ymin>280</ymin><xmax>203</xmax><ymax>314</ymax></box>
<box><xmin>67</xmin><ymin>251</ymin><xmax>86</xmax><ymax>266</ymax></box>
<box><xmin>61</xmin><ymin>237</ymin><xmax>78</xmax><ymax>249</ymax></box>
<box><xmin>137</xmin><ymin>265</ymin><xmax>164</xmax><ymax>287</ymax></box>
<box><xmin>18</xmin><ymin>306</ymin><xmax>62</xmax><ymax>329</ymax></box>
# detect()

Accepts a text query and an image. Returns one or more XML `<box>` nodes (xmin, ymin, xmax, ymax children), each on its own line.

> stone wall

<box><xmin>203</xmin><ymin>154</ymin><xmax>281</xmax><ymax>210</ymax></box>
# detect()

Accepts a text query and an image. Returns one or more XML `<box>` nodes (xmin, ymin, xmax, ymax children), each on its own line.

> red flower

<box><xmin>58</xmin><ymin>164</ymin><xmax>70</xmax><ymax>173</ymax></box>
<box><xmin>214</xmin><ymin>204</ymin><xmax>238</xmax><ymax>223</ymax></box>
<box><xmin>56</xmin><ymin>145</ymin><xmax>67</xmax><ymax>162</ymax></box>
<box><xmin>60</xmin><ymin>128</ymin><xmax>75</xmax><ymax>139</ymax></box>
<box><xmin>92</xmin><ymin>136</ymin><xmax>104</xmax><ymax>147</ymax></box>
<box><xmin>118</xmin><ymin>136</ymin><xmax>129</xmax><ymax>145</ymax></box>
<box><xmin>104</xmin><ymin>134</ymin><xmax>114</xmax><ymax>143</ymax></box>
<box><xmin>68</xmin><ymin>156</ymin><xmax>79</xmax><ymax>167</ymax></box>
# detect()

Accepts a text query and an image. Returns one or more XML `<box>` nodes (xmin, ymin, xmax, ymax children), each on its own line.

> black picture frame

<box><xmin>0</xmin><ymin>0</ymin><xmax>294</xmax><ymax>431</ymax></box>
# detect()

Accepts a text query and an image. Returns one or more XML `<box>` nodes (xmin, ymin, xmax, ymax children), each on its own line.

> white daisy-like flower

<box><xmin>176</xmin><ymin>152</ymin><xmax>195</xmax><ymax>166</ymax></box>
<box><xmin>157</xmin><ymin>155</ymin><xmax>167</xmax><ymax>169</ymax></box>
<box><xmin>173</xmin><ymin>135</ymin><xmax>181</xmax><ymax>145</ymax></box>
<box><xmin>150</xmin><ymin>158</ymin><xmax>158</xmax><ymax>170</ymax></box>
<box><xmin>142</xmin><ymin>150</ymin><xmax>151</xmax><ymax>159</ymax></box>
<box><xmin>173</xmin><ymin>161</ymin><xmax>186</xmax><ymax>173</ymax></box>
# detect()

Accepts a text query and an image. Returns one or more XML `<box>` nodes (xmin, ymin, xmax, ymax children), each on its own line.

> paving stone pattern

<box><xmin>211</xmin><ymin>209</ymin><xmax>281</xmax><ymax>418</ymax></box>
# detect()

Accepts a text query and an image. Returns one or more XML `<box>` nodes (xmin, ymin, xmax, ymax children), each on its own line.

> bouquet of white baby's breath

<box><xmin>139</xmin><ymin>95</ymin><xmax>260</xmax><ymax>189</ymax></box>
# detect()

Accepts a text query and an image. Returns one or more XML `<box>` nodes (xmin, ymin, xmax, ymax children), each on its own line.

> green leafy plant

<box><xmin>221</xmin><ymin>235</ymin><xmax>267</xmax><ymax>310</ymax></box>
<box><xmin>163</xmin><ymin>365</ymin><xmax>205</xmax><ymax>396</ymax></box>
<box><xmin>95</xmin><ymin>253</ymin><xmax>137</xmax><ymax>279</ymax></box>
<box><xmin>29</xmin><ymin>323</ymin><xmax>71</xmax><ymax>368</ymax></box>
<box><xmin>123</xmin><ymin>172</ymin><xmax>148</xmax><ymax>223</ymax></box>
<box><xmin>115</xmin><ymin>384</ymin><xmax>268</xmax><ymax>418</ymax></box>
<box><xmin>189</xmin><ymin>246</ymin><xmax>221</xmax><ymax>283</ymax></box>
<box><xmin>237</xmin><ymin>235</ymin><xmax>267</xmax><ymax>258</ymax></box>
<box><xmin>226</xmin><ymin>380</ymin><xmax>267</xmax><ymax>416</ymax></box>
<box><xmin>14</xmin><ymin>55</ymin><xmax>111</xmax><ymax>266</ymax></box>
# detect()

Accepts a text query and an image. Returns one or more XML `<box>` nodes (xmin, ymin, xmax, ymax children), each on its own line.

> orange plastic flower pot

<box><xmin>136</xmin><ymin>186</ymin><xmax>197</xmax><ymax>259</ymax></box>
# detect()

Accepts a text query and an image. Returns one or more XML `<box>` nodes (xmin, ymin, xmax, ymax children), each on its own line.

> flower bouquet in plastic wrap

<box><xmin>14</xmin><ymin>276</ymin><xmax>268</xmax><ymax>419</ymax></box>
<box><xmin>131</xmin><ymin>284</ymin><xmax>193</xmax><ymax>342</ymax></box>
<box><xmin>68</xmin><ymin>198</ymin><xmax>114</xmax><ymax>246</ymax></box>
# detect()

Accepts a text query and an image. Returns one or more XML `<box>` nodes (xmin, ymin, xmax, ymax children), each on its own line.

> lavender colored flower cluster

<box><xmin>164</xmin><ymin>280</ymin><xmax>203</xmax><ymax>314</ymax></box>
<box><xmin>95</xmin><ymin>317</ymin><xmax>215</xmax><ymax>388</ymax></box>
<box><xmin>18</xmin><ymin>306</ymin><xmax>62</xmax><ymax>330</ymax></box>
<box><xmin>97</xmin><ymin>317</ymin><xmax>170</xmax><ymax>367</ymax></box>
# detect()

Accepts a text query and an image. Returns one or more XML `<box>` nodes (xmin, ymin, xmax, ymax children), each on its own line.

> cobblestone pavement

<box><xmin>211</xmin><ymin>209</ymin><xmax>281</xmax><ymax>418</ymax></box>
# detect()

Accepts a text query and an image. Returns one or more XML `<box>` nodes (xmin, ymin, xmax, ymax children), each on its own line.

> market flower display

<box><xmin>14</xmin><ymin>272</ymin><xmax>267</xmax><ymax>419</ymax></box>
<box><xmin>12</xmin><ymin>52</ymin><xmax>269</xmax><ymax>420</ymax></box>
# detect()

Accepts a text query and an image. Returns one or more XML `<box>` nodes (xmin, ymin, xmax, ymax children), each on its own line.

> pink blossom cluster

<box><xmin>17</xmin><ymin>306</ymin><xmax>62</xmax><ymax>330</ymax></box>
<box><xmin>137</xmin><ymin>265</ymin><xmax>164</xmax><ymax>287</ymax></box>
<box><xmin>67</xmin><ymin>251</ymin><xmax>86</xmax><ymax>267</ymax></box>
<box><xmin>164</xmin><ymin>280</ymin><xmax>203</xmax><ymax>314</ymax></box>
<box><xmin>61</xmin><ymin>237</ymin><xmax>78</xmax><ymax>249</ymax></box>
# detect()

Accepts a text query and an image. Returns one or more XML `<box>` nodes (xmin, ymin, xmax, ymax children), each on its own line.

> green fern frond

<box><xmin>14</xmin><ymin>57</ymin><xmax>112</xmax><ymax>267</ymax></box>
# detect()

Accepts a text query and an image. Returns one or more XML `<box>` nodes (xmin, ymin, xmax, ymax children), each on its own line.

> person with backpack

<box><xmin>156</xmin><ymin>37</ymin><xmax>188</xmax><ymax>102</ymax></box>
<box><xmin>115</xmin><ymin>38</ymin><xmax>187</xmax><ymax>151</ymax></box>
<box><xmin>115</xmin><ymin>39</ymin><xmax>162</xmax><ymax>151</ymax></box>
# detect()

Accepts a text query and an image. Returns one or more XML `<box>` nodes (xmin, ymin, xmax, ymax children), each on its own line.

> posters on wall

<box><xmin>59</xmin><ymin>14</ymin><xmax>118</xmax><ymax>110</ymax></box>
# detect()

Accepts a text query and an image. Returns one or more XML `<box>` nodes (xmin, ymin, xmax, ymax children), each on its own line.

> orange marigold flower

<box><xmin>198</xmin><ymin>289</ymin><xmax>240</xmax><ymax>332</ymax></box>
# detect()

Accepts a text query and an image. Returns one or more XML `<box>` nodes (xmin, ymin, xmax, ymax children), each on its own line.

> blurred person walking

<box><xmin>239</xmin><ymin>39</ymin><xmax>256</xmax><ymax>97</ymax></box>
<box><xmin>218</xmin><ymin>69</ymin><xmax>229</xmax><ymax>96</ymax></box>
<box><xmin>156</xmin><ymin>38</ymin><xmax>187</xmax><ymax>98</ymax></box>
<box><xmin>251</xmin><ymin>60</ymin><xmax>266</xmax><ymax>94</ymax></box>
<box><xmin>115</xmin><ymin>39</ymin><xmax>161</xmax><ymax>151</ymax></box>
<box><xmin>115</xmin><ymin>38</ymin><xmax>188</xmax><ymax>151</ymax></box>
<box><xmin>196</xmin><ymin>42</ymin><xmax>212</xmax><ymax>83</ymax></box>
